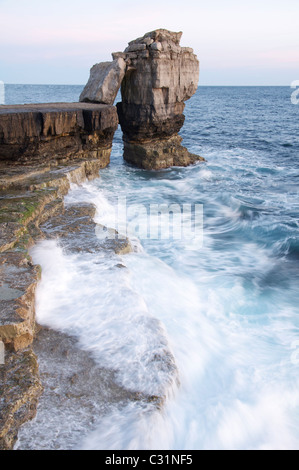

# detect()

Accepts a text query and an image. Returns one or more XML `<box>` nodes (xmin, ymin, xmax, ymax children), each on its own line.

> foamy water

<box><xmin>15</xmin><ymin>86</ymin><xmax>299</xmax><ymax>450</ymax></box>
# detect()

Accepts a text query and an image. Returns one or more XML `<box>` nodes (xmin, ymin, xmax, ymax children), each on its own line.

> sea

<box><xmin>5</xmin><ymin>84</ymin><xmax>299</xmax><ymax>450</ymax></box>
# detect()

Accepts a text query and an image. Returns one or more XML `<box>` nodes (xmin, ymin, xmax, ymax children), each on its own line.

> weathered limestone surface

<box><xmin>0</xmin><ymin>158</ymin><xmax>113</xmax><ymax>450</ymax></box>
<box><xmin>0</xmin><ymin>252</ymin><xmax>40</xmax><ymax>351</ymax></box>
<box><xmin>116</xmin><ymin>29</ymin><xmax>204</xmax><ymax>169</ymax></box>
<box><xmin>80</xmin><ymin>58</ymin><xmax>126</xmax><ymax>105</ymax></box>
<box><xmin>0</xmin><ymin>348</ymin><xmax>43</xmax><ymax>450</ymax></box>
<box><xmin>0</xmin><ymin>103</ymin><xmax>118</xmax><ymax>166</ymax></box>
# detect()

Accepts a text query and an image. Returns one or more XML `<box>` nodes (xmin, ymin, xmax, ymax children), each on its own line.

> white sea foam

<box><xmin>31</xmin><ymin>240</ymin><xmax>176</xmax><ymax>398</ymax></box>
<box><xmin>78</xmin><ymin>248</ymin><xmax>299</xmax><ymax>450</ymax></box>
<box><xmin>26</xmin><ymin>171</ymin><xmax>299</xmax><ymax>450</ymax></box>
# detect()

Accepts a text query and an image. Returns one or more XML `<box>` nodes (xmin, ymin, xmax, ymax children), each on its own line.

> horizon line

<box><xmin>3</xmin><ymin>83</ymin><xmax>292</xmax><ymax>87</ymax></box>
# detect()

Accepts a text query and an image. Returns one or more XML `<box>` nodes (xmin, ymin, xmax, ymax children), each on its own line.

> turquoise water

<box><xmin>10</xmin><ymin>86</ymin><xmax>299</xmax><ymax>449</ymax></box>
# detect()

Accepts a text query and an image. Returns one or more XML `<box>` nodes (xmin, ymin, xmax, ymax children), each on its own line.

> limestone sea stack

<box><xmin>117</xmin><ymin>29</ymin><xmax>203</xmax><ymax>169</ymax></box>
<box><xmin>80</xmin><ymin>29</ymin><xmax>204</xmax><ymax>169</ymax></box>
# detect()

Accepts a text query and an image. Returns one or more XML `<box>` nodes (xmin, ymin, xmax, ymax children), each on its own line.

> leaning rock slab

<box><xmin>80</xmin><ymin>58</ymin><xmax>126</xmax><ymax>105</ymax></box>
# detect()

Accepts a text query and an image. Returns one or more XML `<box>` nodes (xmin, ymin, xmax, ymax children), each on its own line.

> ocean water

<box><xmin>4</xmin><ymin>84</ymin><xmax>83</xmax><ymax>105</ymax></box>
<box><xmin>7</xmin><ymin>85</ymin><xmax>299</xmax><ymax>450</ymax></box>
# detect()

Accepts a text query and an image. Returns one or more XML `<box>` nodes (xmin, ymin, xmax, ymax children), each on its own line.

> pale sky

<box><xmin>0</xmin><ymin>0</ymin><xmax>298</xmax><ymax>85</ymax></box>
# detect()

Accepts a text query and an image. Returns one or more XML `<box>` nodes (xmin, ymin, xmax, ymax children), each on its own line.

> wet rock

<box><xmin>15</xmin><ymin>328</ymin><xmax>150</xmax><ymax>450</ymax></box>
<box><xmin>40</xmin><ymin>203</ymin><xmax>132</xmax><ymax>256</ymax></box>
<box><xmin>0</xmin><ymin>159</ymin><xmax>103</xmax><ymax>193</ymax></box>
<box><xmin>0</xmin><ymin>252</ymin><xmax>40</xmax><ymax>351</ymax></box>
<box><xmin>0</xmin><ymin>156</ymin><xmax>113</xmax><ymax>447</ymax></box>
<box><xmin>0</xmin><ymin>348</ymin><xmax>43</xmax><ymax>450</ymax></box>
<box><xmin>123</xmin><ymin>134</ymin><xmax>205</xmax><ymax>170</ymax></box>
<box><xmin>0</xmin><ymin>159</ymin><xmax>104</xmax><ymax>253</ymax></box>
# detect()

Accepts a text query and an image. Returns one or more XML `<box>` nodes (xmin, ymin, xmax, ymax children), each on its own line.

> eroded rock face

<box><xmin>0</xmin><ymin>252</ymin><xmax>40</xmax><ymax>352</ymax></box>
<box><xmin>0</xmin><ymin>349</ymin><xmax>43</xmax><ymax>450</ymax></box>
<box><xmin>115</xmin><ymin>29</ymin><xmax>203</xmax><ymax>169</ymax></box>
<box><xmin>0</xmin><ymin>103</ymin><xmax>118</xmax><ymax>167</ymax></box>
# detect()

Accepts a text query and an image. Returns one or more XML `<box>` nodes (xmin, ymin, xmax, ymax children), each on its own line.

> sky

<box><xmin>0</xmin><ymin>0</ymin><xmax>298</xmax><ymax>85</ymax></box>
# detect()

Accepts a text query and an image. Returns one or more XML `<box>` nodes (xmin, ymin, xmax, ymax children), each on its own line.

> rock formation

<box><xmin>0</xmin><ymin>99</ymin><xmax>122</xmax><ymax>449</ymax></box>
<box><xmin>117</xmin><ymin>29</ymin><xmax>203</xmax><ymax>169</ymax></box>
<box><xmin>0</xmin><ymin>103</ymin><xmax>118</xmax><ymax>167</ymax></box>
<box><xmin>80</xmin><ymin>58</ymin><xmax>126</xmax><ymax>105</ymax></box>
<box><xmin>0</xmin><ymin>28</ymin><xmax>200</xmax><ymax>449</ymax></box>
<box><xmin>80</xmin><ymin>29</ymin><xmax>204</xmax><ymax>169</ymax></box>
<box><xmin>0</xmin><ymin>159</ymin><xmax>107</xmax><ymax>449</ymax></box>
<box><xmin>0</xmin><ymin>157</ymin><xmax>135</xmax><ymax>449</ymax></box>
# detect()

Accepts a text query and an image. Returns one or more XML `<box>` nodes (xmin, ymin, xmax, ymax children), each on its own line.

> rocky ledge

<box><xmin>0</xmin><ymin>103</ymin><xmax>118</xmax><ymax>167</ymax></box>
<box><xmin>0</xmin><ymin>160</ymin><xmax>98</xmax><ymax>449</ymax></box>
<box><xmin>0</xmin><ymin>100</ymin><xmax>120</xmax><ymax>449</ymax></box>
<box><xmin>0</xmin><ymin>159</ymin><xmax>134</xmax><ymax>449</ymax></box>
